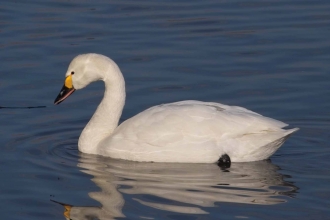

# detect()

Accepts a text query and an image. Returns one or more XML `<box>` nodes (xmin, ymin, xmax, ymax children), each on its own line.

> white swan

<box><xmin>54</xmin><ymin>53</ymin><xmax>298</xmax><ymax>163</ymax></box>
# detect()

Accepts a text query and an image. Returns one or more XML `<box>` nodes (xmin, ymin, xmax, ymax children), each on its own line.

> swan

<box><xmin>54</xmin><ymin>53</ymin><xmax>298</xmax><ymax>164</ymax></box>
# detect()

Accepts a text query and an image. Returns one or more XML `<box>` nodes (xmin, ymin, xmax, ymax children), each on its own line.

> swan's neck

<box><xmin>78</xmin><ymin>68</ymin><xmax>125</xmax><ymax>154</ymax></box>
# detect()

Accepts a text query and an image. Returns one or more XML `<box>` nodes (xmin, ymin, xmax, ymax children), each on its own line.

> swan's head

<box><xmin>54</xmin><ymin>53</ymin><xmax>114</xmax><ymax>105</ymax></box>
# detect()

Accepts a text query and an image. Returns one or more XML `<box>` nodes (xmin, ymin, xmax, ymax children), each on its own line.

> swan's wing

<box><xmin>111</xmin><ymin>100</ymin><xmax>288</xmax><ymax>146</ymax></box>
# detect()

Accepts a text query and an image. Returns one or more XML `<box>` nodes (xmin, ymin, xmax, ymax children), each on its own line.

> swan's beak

<box><xmin>54</xmin><ymin>75</ymin><xmax>76</xmax><ymax>105</ymax></box>
<box><xmin>50</xmin><ymin>199</ymin><xmax>72</xmax><ymax>219</ymax></box>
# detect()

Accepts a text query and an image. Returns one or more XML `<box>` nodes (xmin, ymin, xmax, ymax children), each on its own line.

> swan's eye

<box><xmin>71</xmin><ymin>71</ymin><xmax>75</xmax><ymax>75</ymax></box>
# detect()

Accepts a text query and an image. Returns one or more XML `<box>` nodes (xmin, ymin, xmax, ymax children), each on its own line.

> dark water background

<box><xmin>0</xmin><ymin>0</ymin><xmax>329</xmax><ymax>219</ymax></box>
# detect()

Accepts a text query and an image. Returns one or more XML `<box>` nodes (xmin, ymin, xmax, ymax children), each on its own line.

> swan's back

<box><xmin>99</xmin><ymin>101</ymin><xmax>297</xmax><ymax>163</ymax></box>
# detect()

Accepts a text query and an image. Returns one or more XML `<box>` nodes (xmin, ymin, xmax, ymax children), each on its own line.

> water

<box><xmin>0</xmin><ymin>0</ymin><xmax>329</xmax><ymax>219</ymax></box>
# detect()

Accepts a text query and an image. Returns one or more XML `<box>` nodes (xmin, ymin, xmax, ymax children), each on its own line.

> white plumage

<box><xmin>55</xmin><ymin>53</ymin><xmax>298</xmax><ymax>163</ymax></box>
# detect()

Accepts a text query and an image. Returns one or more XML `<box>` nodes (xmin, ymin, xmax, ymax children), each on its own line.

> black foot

<box><xmin>217</xmin><ymin>154</ymin><xmax>231</xmax><ymax>168</ymax></box>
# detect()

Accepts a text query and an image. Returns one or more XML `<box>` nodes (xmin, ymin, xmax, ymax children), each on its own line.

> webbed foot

<box><xmin>217</xmin><ymin>154</ymin><xmax>231</xmax><ymax>168</ymax></box>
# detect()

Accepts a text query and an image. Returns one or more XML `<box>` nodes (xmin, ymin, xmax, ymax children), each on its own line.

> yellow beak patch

<box><xmin>64</xmin><ymin>75</ymin><xmax>73</xmax><ymax>89</ymax></box>
<box><xmin>63</xmin><ymin>204</ymin><xmax>72</xmax><ymax>218</ymax></box>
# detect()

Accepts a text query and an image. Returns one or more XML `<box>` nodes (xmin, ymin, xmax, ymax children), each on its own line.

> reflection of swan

<box><xmin>58</xmin><ymin>154</ymin><xmax>297</xmax><ymax>219</ymax></box>
<box><xmin>54</xmin><ymin>53</ymin><xmax>298</xmax><ymax>163</ymax></box>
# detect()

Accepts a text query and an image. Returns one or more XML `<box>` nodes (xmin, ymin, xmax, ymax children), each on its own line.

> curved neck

<box><xmin>78</xmin><ymin>67</ymin><xmax>125</xmax><ymax>154</ymax></box>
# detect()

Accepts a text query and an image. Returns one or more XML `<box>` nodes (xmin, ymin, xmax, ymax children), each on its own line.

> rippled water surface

<box><xmin>0</xmin><ymin>0</ymin><xmax>329</xmax><ymax>219</ymax></box>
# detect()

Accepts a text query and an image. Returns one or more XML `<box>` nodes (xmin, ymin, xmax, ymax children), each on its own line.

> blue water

<box><xmin>0</xmin><ymin>0</ymin><xmax>329</xmax><ymax>219</ymax></box>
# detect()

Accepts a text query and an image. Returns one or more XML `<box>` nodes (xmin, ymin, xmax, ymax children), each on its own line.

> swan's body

<box><xmin>55</xmin><ymin>53</ymin><xmax>298</xmax><ymax>163</ymax></box>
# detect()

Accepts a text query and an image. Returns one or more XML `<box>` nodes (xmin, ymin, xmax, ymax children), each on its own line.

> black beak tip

<box><xmin>54</xmin><ymin>85</ymin><xmax>75</xmax><ymax>106</ymax></box>
<box><xmin>54</xmin><ymin>95</ymin><xmax>63</xmax><ymax>105</ymax></box>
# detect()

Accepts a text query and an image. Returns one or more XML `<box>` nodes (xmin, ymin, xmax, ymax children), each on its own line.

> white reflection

<box><xmin>63</xmin><ymin>155</ymin><xmax>297</xmax><ymax>219</ymax></box>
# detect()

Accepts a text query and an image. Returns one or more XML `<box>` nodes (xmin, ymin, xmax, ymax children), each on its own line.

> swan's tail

<box><xmin>261</xmin><ymin>127</ymin><xmax>299</xmax><ymax>159</ymax></box>
<box><xmin>283</xmin><ymin>127</ymin><xmax>299</xmax><ymax>136</ymax></box>
<box><xmin>228</xmin><ymin>127</ymin><xmax>299</xmax><ymax>162</ymax></box>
